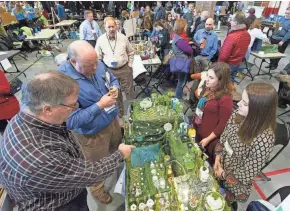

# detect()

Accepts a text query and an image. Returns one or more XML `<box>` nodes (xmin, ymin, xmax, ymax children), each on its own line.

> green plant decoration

<box><xmin>124</xmin><ymin>95</ymin><xmax>230</xmax><ymax>211</ymax></box>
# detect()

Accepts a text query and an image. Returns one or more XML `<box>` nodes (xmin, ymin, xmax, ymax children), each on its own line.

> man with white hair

<box><xmin>0</xmin><ymin>71</ymin><xmax>135</xmax><ymax>210</ymax></box>
<box><xmin>79</xmin><ymin>10</ymin><xmax>102</xmax><ymax>47</ymax></box>
<box><xmin>96</xmin><ymin>17</ymin><xmax>135</xmax><ymax>117</ymax></box>
<box><xmin>58</xmin><ymin>40</ymin><xmax>124</xmax><ymax>204</ymax></box>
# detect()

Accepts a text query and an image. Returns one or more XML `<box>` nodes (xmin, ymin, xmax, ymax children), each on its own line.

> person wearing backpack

<box><xmin>153</xmin><ymin>21</ymin><xmax>171</xmax><ymax>60</ymax></box>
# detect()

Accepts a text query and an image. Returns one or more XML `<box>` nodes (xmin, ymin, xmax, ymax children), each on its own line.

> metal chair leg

<box><xmin>255</xmin><ymin>172</ymin><xmax>271</xmax><ymax>181</ymax></box>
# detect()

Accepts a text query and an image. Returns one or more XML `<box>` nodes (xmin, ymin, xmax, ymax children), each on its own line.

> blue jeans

<box><xmin>245</xmin><ymin>49</ymin><xmax>251</xmax><ymax>61</ymax></box>
<box><xmin>175</xmin><ymin>72</ymin><xmax>188</xmax><ymax>99</ymax></box>
<box><xmin>230</xmin><ymin>64</ymin><xmax>240</xmax><ymax>83</ymax></box>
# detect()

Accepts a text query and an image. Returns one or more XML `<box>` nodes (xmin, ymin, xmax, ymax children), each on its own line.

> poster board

<box><xmin>0</xmin><ymin>12</ymin><xmax>17</xmax><ymax>26</ymax></box>
<box><xmin>123</xmin><ymin>18</ymin><xmax>137</xmax><ymax>38</ymax></box>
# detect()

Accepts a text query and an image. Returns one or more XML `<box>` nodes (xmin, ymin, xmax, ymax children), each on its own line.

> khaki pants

<box><xmin>72</xmin><ymin>118</ymin><xmax>122</xmax><ymax>195</ymax></box>
<box><xmin>110</xmin><ymin>64</ymin><xmax>135</xmax><ymax>116</ymax></box>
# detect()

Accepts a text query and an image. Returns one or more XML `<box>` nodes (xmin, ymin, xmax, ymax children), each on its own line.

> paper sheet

<box><xmin>0</xmin><ymin>59</ymin><xmax>12</xmax><ymax>70</ymax></box>
<box><xmin>123</xmin><ymin>18</ymin><xmax>137</xmax><ymax>38</ymax></box>
<box><xmin>263</xmin><ymin>27</ymin><xmax>269</xmax><ymax>33</ymax></box>
<box><xmin>132</xmin><ymin>55</ymin><xmax>147</xmax><ymax>79</ymax></box>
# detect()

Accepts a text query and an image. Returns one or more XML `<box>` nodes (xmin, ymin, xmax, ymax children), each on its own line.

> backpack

<box><xmin>0</xmin><ymin>34</ymin><xmax>14</xmax><ymax>51</ymax></box>
<box><xmin>282</xmin><ymin>62</ymin><xmax>290</xmax><ymax>75</ymax></box>
<box><xmin>246</xmin><ymin>201</ymin><xmax>272</xmax><ymax>211</ymax></box>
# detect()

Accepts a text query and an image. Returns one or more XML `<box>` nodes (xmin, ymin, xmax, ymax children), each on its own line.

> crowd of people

<box><xmin>1</xmin><ymin>1</ymin><xmax>290</xmax><ymax>211</ymax></box>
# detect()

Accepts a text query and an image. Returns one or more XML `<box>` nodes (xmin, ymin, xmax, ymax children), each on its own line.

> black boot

<box><xmin>270</xmin><ymin>65</ymin><xmax>278</xmax><ymax>70</ymax></box>
<box><xmin>231</xmin><ymin>201</ymin><xmax>238</xmax><ymax>211</ymax></box>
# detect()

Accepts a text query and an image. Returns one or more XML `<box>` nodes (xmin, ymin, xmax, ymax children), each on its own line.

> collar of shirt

<box><xmin>66</xmin><ymin>61</ymin><xmax>86</xmax><ymax>80</ymax></box>
<box><xmin>19</xmin><ymin>111</ymin><xmax>68</xmax><ymax>133</ymax></box>
<box><xmin>107</xmin><ymin>33</ymin><xmax>117</xmax><ymax>40</ymax></box>
<box><xmin>85</xmin><ymin>19</ymin><xmax>94</xmax><ymax>24</ymax></box>
<box><xmin>202</xmin><ymin>29</ymin><xmax>212</xmax><ymax>35</ymax></box>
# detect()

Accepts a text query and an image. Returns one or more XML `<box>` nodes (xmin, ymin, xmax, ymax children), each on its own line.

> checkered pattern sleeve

<box><xmin>223</xmin><ymin>130</ymin><xmax>275</xmax><ymax>185</ymax></box>
<box><xmin>24</xmin><ymin>149</ymin><xmax>123</xmax><ymax>192</ymax></box>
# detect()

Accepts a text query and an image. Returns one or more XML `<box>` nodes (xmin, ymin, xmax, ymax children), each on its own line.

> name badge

<box><xmin>104</xmin><ymin>105</ymin><xmax>116</xmax><ymax>113</ymax></box>
<box><xmin>111</xmin><ymin>57</ymin><xmax>118</xmax><ymax>67</ymax></box>
<box><xmin>195</xmin><ymin>107</ymin><xmax>203</xmax><ymax>119</ymax></box>
<box><xmin>279</xmin><ymin>27</ymin><xmax>282</xmax><ymax>31</ymax></box>
<box><xmin>224</xmin><ymin>141</ymin><xmax>233</xmax><ymax>157</ymax></box>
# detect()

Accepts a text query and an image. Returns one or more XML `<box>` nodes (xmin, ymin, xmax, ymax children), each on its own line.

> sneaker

<box><xmin>231</xmin><ymin>202</ymin><xmax>238</xmax><ymax>211</ymax></box>
<box><xmin>270</xmin><ymin>66</ymin><xmax>278</xmax><ymax>70</ymax></box>
<box><xmin>236</xmin><ymin>72</ymin><xmax>245</xmax><ymax>78</ymax></box>
<box><xmin>41</xmin><ymin>50</ymin><xmax>51</xmax><ymax>57</ymax></box>
<box><xmin>90</xmin><ymin>184</ymin><xmax>113</xmax><ymax>204</ymax></box>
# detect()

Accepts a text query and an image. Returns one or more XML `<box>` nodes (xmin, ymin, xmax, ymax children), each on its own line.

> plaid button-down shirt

<box><xmin>0</xmin><ymin>111</ymin><xmax>123</xmax><ymax>210</ymax></box>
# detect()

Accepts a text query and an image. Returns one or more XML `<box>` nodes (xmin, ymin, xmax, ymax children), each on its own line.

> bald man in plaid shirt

<box><xmin>0</xmin><ymin>71</ymin><xmax>134</xmax><ymax>211</ymax></box>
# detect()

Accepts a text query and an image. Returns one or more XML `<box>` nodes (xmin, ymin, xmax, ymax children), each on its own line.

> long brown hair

<box><xmin>144</xmin><ymin>15</ymin><xmax>153</xmax><ymax>30</ymax></box>
<box><xmin>235</xmin><ymin>82</ymin><xmax>277</xmax><ymax>145</ymax></box>
<box><xmin>202</xmin><ymin>62</ymin><xmax>231</xmax><ymax>100</ymax></box>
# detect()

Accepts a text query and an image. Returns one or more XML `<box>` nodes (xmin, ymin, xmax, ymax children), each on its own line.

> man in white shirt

<box><xmin>95</xmin><ymin>17</ymin><xmax>135</xmax><ymax>117</ymax></box>
<box><xmin>79</xmin><ymin>10</ymin><xmax>102</xmax><ymax>48</ymax></box>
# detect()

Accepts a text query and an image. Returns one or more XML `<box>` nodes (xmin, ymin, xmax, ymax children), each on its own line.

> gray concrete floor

<box><xmin>3</xmin><ymin>24</ymin><xmax>290</xmax><ymax>211</ymax></box>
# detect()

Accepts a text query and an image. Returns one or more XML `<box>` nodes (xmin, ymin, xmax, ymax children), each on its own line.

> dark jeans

<box><xmin>175</xmin><ymin>72</ymin><xmax>188</xmax><ymax>99</ymax></box>
<box><xmin>86</xmin><ymin>40</ymin><xmax>96</xmax><ymax>48</ymax></box>
<box><xmin>56</xmin><ymin>189</ymin><xmax>89</xmax><ymax>211</ymax></box>
<box><xmin>18</xmin><ymin>19</ymin><xmax>28</xmax><ymax>28</ymax></box>
<box><xmin>158</xmin><ymin>48</ymin><xmax>170</xmax><ymax>61</ymax></box>
<box><xmin>186</xmin><ymin>27</ymin><xmax>193</xmax><ymax>38</ymax></box>
<box><xmin>0</xmin><ymin>119</ymin><xmax>9</xmax><ymax>133</ymax></box>
<box><xmin>229</xmin><ymin>64</ymin><xmax>240</xmax><ymax>83</ymax></box>
<box><xmin>270</xmin><ymin>37</ymin><xmax>290</xmax><ymax>67</ymax></box>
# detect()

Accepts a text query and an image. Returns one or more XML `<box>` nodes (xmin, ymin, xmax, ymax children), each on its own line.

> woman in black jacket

<box><xmin>153</xmin><ymin>20</ymin><xmax>171</xmax><ymax>60</ymax></box>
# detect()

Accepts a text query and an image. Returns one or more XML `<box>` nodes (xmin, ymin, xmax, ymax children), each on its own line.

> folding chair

<box><xmin>134</xmin><ymin>72</ymin><xmax>162</xmax><ymax>98</ymax></box>
<box><xmin>257</xmin><ymin>119</ymin><xmax>290</xmax><ymax>181</ymax></box>
<box><xmin>235</xmin><ymin>58</ymin><xmax>254</xmax><ymax>85</ymax></box>
<box><xmin>154</xmin><ymin>64</ymin><xmax>174</xmax><ymax>90</ymax></box>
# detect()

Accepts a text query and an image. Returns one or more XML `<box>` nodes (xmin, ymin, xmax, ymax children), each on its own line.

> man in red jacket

<box><xmin>218</xmin><ymin>12</ymin><xmax>250</xmax><ymax>83</ymax></box>
<box><xmin>0</xmin><ymin>69</ymin><xmax>20</xmax><ymax>133</ymax></box>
